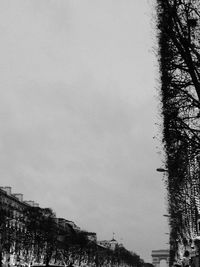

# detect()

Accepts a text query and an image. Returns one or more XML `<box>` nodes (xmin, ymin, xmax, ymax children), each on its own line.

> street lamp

<box><xmin>0</xmin><ymin>233</ymin><xmax>2</xmax><ymax>267</ymax></box>
<box><xmin>156</xmin><ymin>168</ymin><xmax>168</xmax><ymax>173</ymax></box>
<box><xmin>157</xmin><ymin>168</ymin><xmax>174</xmax><ymax>267</ymax></box>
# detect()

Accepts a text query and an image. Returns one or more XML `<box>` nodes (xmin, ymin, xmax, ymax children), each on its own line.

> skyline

<box><xmin>0</xmin><ymin>0</ymin><xmax>169</xmax><ymax>262</ymax></box>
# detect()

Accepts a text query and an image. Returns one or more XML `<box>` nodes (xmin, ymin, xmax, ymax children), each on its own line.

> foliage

<box><xmin>0</xmin><ymin>190</ymin><xmax>144</xmax><ymax>267</ymax></box>
<box><xmin>115</xmin><ymin>246</ymin><xmax>144</xmax><ymax>267</ymax></box>
<box><xmin>156</xmin><ymin>0</ymin><xmax>200</xmax><ymax>264</ymax></box>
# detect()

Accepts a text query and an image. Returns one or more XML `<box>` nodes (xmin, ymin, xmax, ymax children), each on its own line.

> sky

<box><xmin>0</xmin><ymin>0</ymin><xmax>169</xmax><ymax>263</ymax></box>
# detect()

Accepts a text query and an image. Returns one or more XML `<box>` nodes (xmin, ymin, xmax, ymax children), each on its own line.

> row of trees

<box><xmin>156</xmin><ymin>0</ymin><xmax>200</xmax><ymax>265</ymax></box>
<box><xmin>0</xmin><ymin>202</ymin><xmax>144</xmax><ymax>267</ymax></box>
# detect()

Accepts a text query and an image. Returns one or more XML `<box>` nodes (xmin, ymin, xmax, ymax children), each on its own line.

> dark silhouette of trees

<box><xmin>25</xmin><ymin>207</ymin><xmax>59</xmax><ymax>266</ymax></box>
<box><xmin>41</xmin><ymin>208</ymin><xmax>58</xmax><ymax>266</ymax></box>
<box><xmin>156</xmin><ymin>0</ymin><xmax>200</xmax><ymax>265</ymax></box>
<box><xmin>0</xmin><ymin>196</ymin><xmax>144</xmax><ymax>267</ymax></box>
<box><xmin>0</xmin><ymin>196</ymin><xmax>7</xmax><ymax>267</ymax></box>
<box><xmin>0</xmin><ymin>195</ymin><xmax>25</xmax><ymax>267</ymax></box>
<box><xmin>143</xmin><ymin>263</ymin><xmax>154</xmax><ymax>267</ymax></box>
<box><xmin>115</xmin><ymin>246</ymin><xmax>144</xmax><ymax>267</ymax></box>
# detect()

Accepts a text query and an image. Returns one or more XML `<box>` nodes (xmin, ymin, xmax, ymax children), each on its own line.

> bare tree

<box><xmin>156</xmin><ymin>0</ymin><xmax>200</xmax><ymax>264</ymax></box>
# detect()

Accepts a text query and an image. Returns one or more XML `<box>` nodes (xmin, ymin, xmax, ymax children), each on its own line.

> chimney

<box><xmin>13</xmin><ymin>194</ymin><xmax>23</xmax><ymax>202</ymax></box>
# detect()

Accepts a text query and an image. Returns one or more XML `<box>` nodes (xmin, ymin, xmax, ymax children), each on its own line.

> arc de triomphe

<box><xmin>152</xmin><ymin>250</ymin><xmax>169</xmax><ymax>267</ymax></box>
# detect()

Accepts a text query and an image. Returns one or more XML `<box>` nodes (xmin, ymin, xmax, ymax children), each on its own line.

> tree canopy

<box><xmin>156</xmin><ymin>0</ymin><xmax>200</xmax><ymax>264</ymax></box>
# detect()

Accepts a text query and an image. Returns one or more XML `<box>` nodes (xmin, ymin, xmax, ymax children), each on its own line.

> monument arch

<box><xmin>152</xmin><ymin>250</ymin><xmax>169</xmax><ymax>267</ymax></box>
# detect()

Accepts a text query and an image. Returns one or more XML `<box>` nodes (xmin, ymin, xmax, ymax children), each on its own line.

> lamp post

<box><xmin>0</xmin><ymin>232</ymin><xmax>2</xmax><ymax>267</ymax></box>
<box><xmin>156</xmin><ymin>168</ymin><xmax>168</xmax><ymax>173</ymax></box>
<box><xmin>157</xmin><ymin>168</ymin><xmax>175</xmax><ymax>267</ymax></box>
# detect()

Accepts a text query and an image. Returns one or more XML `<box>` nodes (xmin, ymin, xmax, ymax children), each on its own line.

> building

<box><xmin>56</xmin><ymin>218</ymin><xmax>76</xmax><ymax>235</ymax></box>
<box><xmin>64</xmin><ymin>219</ymin><xmax>81</xmax><ymax>231</ymax></box>
<box><xmin>0</xmin><ymin>186</ymin><xmax>36</xmax><ymax>231</ymax></box>
<box><xmin>85</xmin><ymin>232</ymin><xmax>97</xmax><ymax>242</ymax></box>
<box><xmin>0</xmin><ymin>186</ymin><xmax>40</xmax><ymax>265</ymax></box>
<box><xmin>97</xmin><ymin>238</ymin><xmax>118</xmax><ymax>250</ymax></box>
<box><xmin>0</xmin><ymin>185</ymin><xmax>124</xmax><ymax>266</ymax></box>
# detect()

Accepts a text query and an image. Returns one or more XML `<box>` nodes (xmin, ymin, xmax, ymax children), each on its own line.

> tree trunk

<box><xmin>0</xmin><ymin>246</ymin><xmax>2</xmax><ymax>267</ymax></box>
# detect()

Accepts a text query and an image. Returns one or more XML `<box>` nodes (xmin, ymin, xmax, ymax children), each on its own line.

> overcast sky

<box><xmin>0</xmin><ymin>0</ymin><xmax>169</xmax><ymax>262</ymax></box>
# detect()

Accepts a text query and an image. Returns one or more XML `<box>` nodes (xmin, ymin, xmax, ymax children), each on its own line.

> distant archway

<box><xmin>160</xmin><ymin>259</ymin><xmax>168</xmax><ymax>267</ymax></box>
<box><xmin>152</xmin><ymin>250</ymin><xmax>169</xmax><ymax>267</ymax></box>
